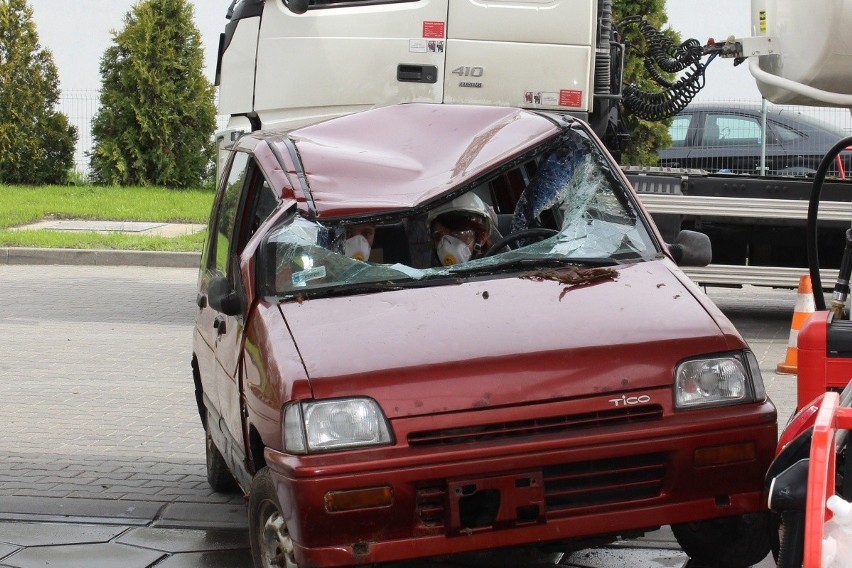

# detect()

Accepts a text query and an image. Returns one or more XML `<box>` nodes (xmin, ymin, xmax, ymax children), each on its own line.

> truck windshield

<box><xmin>257</xmin><ymin>129</ymin><xmax>658</xmax><ymax>300</ymax></box>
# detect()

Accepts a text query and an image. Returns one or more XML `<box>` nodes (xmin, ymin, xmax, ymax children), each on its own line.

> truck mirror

<box><xmin>668</xmin><ymin>230</ymin><xmax>712</xmax><ymax>267</ymax></box>
<box><xmin>284</xmin><ymin>0</ymin><xmax>309</xmax><ymax>14</ymax></box>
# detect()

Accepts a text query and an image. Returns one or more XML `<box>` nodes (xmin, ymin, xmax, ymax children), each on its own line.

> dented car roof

<box><xmin>240</xmin><ymin>104</ymin><xmax>563</xmax><ymax>218</ymax></box>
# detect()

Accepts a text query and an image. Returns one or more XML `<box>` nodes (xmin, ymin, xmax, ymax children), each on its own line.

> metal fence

<box><xmin>666</xmin><ymin>99</ymin><xmax>852</xmax><ymax>177</ymax></box>
<box><xmin>59</xmin><ymin>90</ymin><xmax>852</xmax><ymax>177</ymax></box>
<box><xmin>59</xmin><ymin>90</ymin><xmax>99</xmax><ymax>175</ymax></box>
<box><xmin>59</xmin><ymin>90</ymin><xmax>230</xmax><ymax>176</ymax></box>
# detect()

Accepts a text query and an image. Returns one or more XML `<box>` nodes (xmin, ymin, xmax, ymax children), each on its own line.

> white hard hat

<box><xmin>426</xmin><ymin>193</ymin><xmax>494</xmax><ymax>231</ymax></box>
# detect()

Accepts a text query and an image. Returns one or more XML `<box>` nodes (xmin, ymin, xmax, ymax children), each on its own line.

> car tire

<box><xmin>205</xmin><ymin>428</ymin><xmax>239</xmax><ymax>493</ymax></box>
<box><xmin>671</xmin><ymin>511</ymin><xmax>771</xmax><ymax>567</ymax></box>
<box><xmin>249</xmin><ymin>467</ymin><xmax>301</xmax><ymax>568</ymax></box>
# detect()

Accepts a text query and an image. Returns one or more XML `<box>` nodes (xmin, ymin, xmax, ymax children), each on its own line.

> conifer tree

<box><xmin>0</xmin><ymin>0</ymin><xmax>77</xmax><ymax>184</ymax></box>
<box><xmin>89</xmin><ymin>0</ymin><xmax>216</xmax><ymax>188</ymax></box>
<box><xmin>614</xmin><ymin>0</ymin><xmax>678</xmax><ymax>164</ymax></box>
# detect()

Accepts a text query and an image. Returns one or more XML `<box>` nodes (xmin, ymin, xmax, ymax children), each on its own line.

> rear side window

<box><xmin>669</xmin><ymin>116</ymin><xmax>691</xmax><ymax>147</ymax></box>
<box><xmin>773</xmin><ymin>122</ymin><xmax>805</xmax><ymax>143</ymax></box>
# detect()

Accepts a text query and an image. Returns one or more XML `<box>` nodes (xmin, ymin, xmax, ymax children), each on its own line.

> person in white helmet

<box><xmin>426</xmin><ymin>193</ymin><xmax>495</xmax><ymax>266</ymax></box>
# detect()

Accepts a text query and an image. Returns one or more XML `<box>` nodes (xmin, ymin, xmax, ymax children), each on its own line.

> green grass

<box><xmin>0</xmin><ymin>184</ymin><xmax>214</xmax><ymax>252</ymax></box>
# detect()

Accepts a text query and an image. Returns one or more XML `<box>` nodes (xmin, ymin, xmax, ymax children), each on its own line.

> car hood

<box><xmin>279</xmin><ymin>260</ymin><xmax>743</xmax><ymax>418</ymax></box>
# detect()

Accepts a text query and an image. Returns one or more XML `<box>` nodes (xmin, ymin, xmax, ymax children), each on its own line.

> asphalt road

<box><xmin>0</xmin><ymin>264</ymin><xmax>799</xmax><ymax>567</ymax></box>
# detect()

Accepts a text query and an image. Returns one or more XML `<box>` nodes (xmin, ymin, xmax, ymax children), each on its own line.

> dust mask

<box><xmin>437</xmin><ymin>235</ymin><xmax>471</xmax><ymax>266</ymax></box>
<box><xmin>344</xmin><ymin>234</ymin><xmax>371</xmax><ymax>261</ymax></box>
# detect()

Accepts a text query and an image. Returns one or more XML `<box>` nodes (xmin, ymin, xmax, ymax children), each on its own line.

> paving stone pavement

<box><xmin>0</xmin><ymin>263</ymin><xmax>249</xmax><ymax>567</ymax></box>
<box><xmin>0</xmin><ymin>257</ymin><xmax>799</xmax><ymax>567</ymax></box>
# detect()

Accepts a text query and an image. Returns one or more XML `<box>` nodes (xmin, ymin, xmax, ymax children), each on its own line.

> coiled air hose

<box><xmin>617</xmin><ymin>16</ymin><xmax>713</xmax><ymax>121</ymax></box>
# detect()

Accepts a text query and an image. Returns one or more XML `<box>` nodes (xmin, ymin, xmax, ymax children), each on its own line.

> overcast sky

<box><xmin>29</xmin><ymin>0</ymin><xmax>223</xmax><ymax>90</ymax></box>
<box><xmin>27</xmin><ymin>0</ymin><xmax>762</xmax><ymax>101</ymax></box>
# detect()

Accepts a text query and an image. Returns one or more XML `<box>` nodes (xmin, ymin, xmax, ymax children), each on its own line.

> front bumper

<box><xmin>264</xmin><ymin>398</ymin><xmax>777</xmax><ymax>567</ymax></box>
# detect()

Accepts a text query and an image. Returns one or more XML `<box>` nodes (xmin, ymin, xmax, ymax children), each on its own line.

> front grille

<box><xmin>407</xmin><ymin>405</ymin><xmax>663</xmax><ymax>447</ymax></box>
<box><xmin>413</xmin><ymin>452</ymin><xmax>669</xmax><ymax>529</ymax></box>
<box><xmin>415</xmin><ymin>484</ymin><xmax>447</xmax><ymax>528</ymax></box>
<box><xmin>543</xmin><ymin>452</ymin><xmax>667</xmax><ymax>512</ymax></box>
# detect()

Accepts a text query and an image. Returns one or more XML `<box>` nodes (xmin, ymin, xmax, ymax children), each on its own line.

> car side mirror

<box><xmin>668</xmin><ymin>230</ymin><xmax>712</xmax><ymax>267</ymax></box>
<box><xmin>284</xmin><ymin>0</ymin><xmax>309</xmax><ymax>14</ymax></box>
<box><xmin>768</xmin><ymin>458</ymin><xmax>810</xmax><ymax>513</ymax></box>
<box><xmin>208</xmin><ymin>275</ymin><xmax>241</xmax><ymax>316</ymax></box>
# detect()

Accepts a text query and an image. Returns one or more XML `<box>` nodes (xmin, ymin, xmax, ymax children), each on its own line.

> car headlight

<box><xmin>675</xmin><ymin>351</ymin><xmax>767</xmax><ymax>409</ymax></box>
<box><xmin>283</xmin><ymin>398</ymin><xmax>393</xmax><ymax>454</ymax></box>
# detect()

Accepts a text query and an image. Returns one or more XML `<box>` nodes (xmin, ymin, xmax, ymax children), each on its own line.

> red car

<box><xmin>192</xmin><ymin>103</ymin><xmax>777</xmax><ymax>567</ymax></box>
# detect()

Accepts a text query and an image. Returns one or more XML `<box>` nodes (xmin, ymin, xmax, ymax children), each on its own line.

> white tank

<box><xmin>751</xmin><ymin>0</ymin><xmax>852</xmax><ymax>106</ymax></box>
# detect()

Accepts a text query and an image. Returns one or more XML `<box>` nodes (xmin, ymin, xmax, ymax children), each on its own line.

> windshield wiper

<box><xmin>297</xmin><ymin>280</ymin><xmax>409</xmax><ymax>298</ymax></box>
<box><xmin>448</xmin><ymin>256</ymin><xmax>619</xmax><ymax>275</ymax></box>
<box><xmin>283</xmin><ymin>276</ymin><xmax>459</xmax><ymax>300</ymax></box>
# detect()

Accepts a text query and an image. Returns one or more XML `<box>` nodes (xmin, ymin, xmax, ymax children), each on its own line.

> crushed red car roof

<box><xmin>280</xmin><ymin>104</ymin><xmax>562</xmax><ymax>217</ymax></box>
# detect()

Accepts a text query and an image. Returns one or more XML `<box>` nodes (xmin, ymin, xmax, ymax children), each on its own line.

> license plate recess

<box><xmin>447</xmin><ymin>470</ymin><xmax>545</xmax><ymax>534</ymax></box>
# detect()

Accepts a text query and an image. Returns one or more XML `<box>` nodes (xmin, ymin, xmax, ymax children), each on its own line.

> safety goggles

<box><xmin>431</xmin><ymin>228</ymin><xmax>475</xmax><ymax>245</ymax></box>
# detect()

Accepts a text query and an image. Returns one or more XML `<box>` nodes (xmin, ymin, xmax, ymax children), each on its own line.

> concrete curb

<box><xmin>0</xmin><ymin>247</ymin><xmax>200</xmax><ymax>269</ymax></box>
<box><xmin>0</xmin><ymin>496</ymin><xmax>247</xmax><ymax>531</ymax></box>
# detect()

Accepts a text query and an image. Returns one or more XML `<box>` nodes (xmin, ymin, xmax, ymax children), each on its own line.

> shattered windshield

<box><xmin>257</xmin><ymin>127</ymin><xmax>659</xmax><ymax>300</ymax></box>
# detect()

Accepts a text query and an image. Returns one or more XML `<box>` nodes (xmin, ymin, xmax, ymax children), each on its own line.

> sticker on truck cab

<box><xmin>422</xmin><ymin>21</ymin><xmax>445</xmax><ymax>39</ymax></box>
<box><xmin>523</xmin><ymin>91</ymin><xmax>583</xmax><ymax>107</ymax></box>
<box><xmin>559</xmin><ymin>90</ymin><xmax>584</xmax><ymax>107</ymax></box>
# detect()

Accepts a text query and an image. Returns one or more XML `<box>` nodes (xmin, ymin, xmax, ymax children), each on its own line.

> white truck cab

<box><xmin>216</xmin><ymin>0</ymin><xmax>621</xmax><ymax>139</ymax></box>
<box><xmin>214</xmin><ymin>0</ymin><xmax>852</xmax><ymax>185</ymax></box>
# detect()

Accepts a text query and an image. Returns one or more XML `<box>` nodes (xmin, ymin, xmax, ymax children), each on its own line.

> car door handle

<box><xmin>213</xmin><ymin>315</ymin><xmax>227</xmax><ymax>335</ymax></box>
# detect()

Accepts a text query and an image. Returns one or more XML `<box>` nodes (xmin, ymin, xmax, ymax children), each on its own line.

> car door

<box><xmin>252</xmin><ymin>0</ymin><xmax>449</xmax><ymax>125</ymax></box>
<box><xmin>196</xmin><ymin>150</ymin><xmax>252</xmax><ymax>415</ymax></box>
<box><xmin>200</xmin><ymin>150</ymin><xmax>278</xmax><ymax>462</ymax></box>
<box><xmin>444</xmin><ymin>0</ymin><xmax>595</xmax><ymax>111</ymax></box>
<box><xmin>692</xmin><ymin>111</ymin><xmax>785</xmax><ymax>174</ymax></box>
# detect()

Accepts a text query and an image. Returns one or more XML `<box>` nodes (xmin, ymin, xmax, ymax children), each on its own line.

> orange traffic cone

<box><xmin>777</xmin><ymin>275</ymin><xmax>816</xmax><ymax>374</ymax></box>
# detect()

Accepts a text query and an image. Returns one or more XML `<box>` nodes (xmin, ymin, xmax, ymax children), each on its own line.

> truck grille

<box><xmin>407</xmin><ymin>405</ymin><xmax>663</xmax><ymax>447</ymax></box>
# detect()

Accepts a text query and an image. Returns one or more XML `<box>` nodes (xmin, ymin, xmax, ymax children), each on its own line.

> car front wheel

<box><xmin>671</xmin><ymin>511</ymin><xmax>771</xmax><ymax>567</ymax></box>
<box><xmin>249</xmin><ymin>467</ymin><xmax>300</xmax><ymax>568</ymax></box>
<box><xmin>205</xmin><ymin>428</ymin><xmax>238</xmax><ymax>493</ymax></box>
